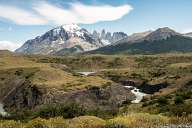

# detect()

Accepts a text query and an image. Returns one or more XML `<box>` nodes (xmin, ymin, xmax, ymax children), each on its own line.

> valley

<box><xmin>0</xmin><ymin>50</ymin><xmax>192</xmax><ymax>127</ymax></box>
<box><xmin>1</xmin><ymin>0</ymin><xmax>192</xmax><ymax>127</ymax></box>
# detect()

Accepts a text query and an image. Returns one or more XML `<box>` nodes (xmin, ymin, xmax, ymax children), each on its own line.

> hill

<box><xmin>89</xmin><ymin>28</ymin><xmax>192</xmax><ymax>54</ymax></box>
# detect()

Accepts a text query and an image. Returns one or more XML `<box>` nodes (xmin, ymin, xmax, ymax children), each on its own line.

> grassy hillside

<box><xmin>0</xmin><ymin>51</ymin><xmax>109</xmax><ymax>91</ymax></box>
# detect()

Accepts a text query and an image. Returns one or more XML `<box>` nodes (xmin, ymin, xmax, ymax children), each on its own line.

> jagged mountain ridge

<box><xmin>92</xmin><ymin>29</ymin><xmax>128</xmax><ymax>44</ymax></box>
<box><xmin>89</xmin><ymin>27</ymin><xmax>192</xmax><ymax>54</ymax></box>
<box><xmin>15</xmin><ymin>24</ymin><xmax>105</xmax><ymax>55</ymax></box>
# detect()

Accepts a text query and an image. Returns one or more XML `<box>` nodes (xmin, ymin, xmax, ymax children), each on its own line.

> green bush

<box><xmin>174</xmin><ymin>96</ymin><xmax>184</xmax><ymax>104</ymax></box>
<box><xmin>34</xmin><ymin>103</ymin><xmax>85</xmax><ymax>119</ymax></box>
<box><xmin>157</xmin><ymin>97</ymin><xmax>168</xmax><ymax>105</ymax></box>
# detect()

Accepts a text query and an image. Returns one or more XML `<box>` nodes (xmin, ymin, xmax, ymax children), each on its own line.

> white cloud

<box><xmin>33</xmin><ymin>3</ymin><xmax>78</xmax><ymax>24</ymax></box>
<box><xmin>0</xmin><ymin>2</ymin><xmax>133</xmax><ymax>25</ymax></box>
<box><xmin>34</xmin><ymin>2</ymin><xmax>133</xmax><ymax>25</ymax></box>
<box><xmin>72</xmin><ymin>3</ymin><xmax>133</xmax><ymax>24</ymax></box>
<box><xmin>0</xmin><ymin>41</ymin><xmax>22</xmax><ymax>51</ymax></box>
<box><xmin>0</xmin><ymin>5</ymin><xmax>47</xmax><ymax>25</ymax></box>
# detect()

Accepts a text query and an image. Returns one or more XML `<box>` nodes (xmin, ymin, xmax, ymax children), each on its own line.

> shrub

<box><xmin>174</xmin><ymin>96</ymin><xmax>184</xmax><ymax>104</ymax></box>
<box><xmin>34</xmin><ymin>103</ymin><xmax>86</xmax><ymax>119</ymax></box>
<box><xmin>157</xmin><ymin>97</ymin><xmax>168</xmax><ymax>105</ymax></box>
<box><xmin>169</xmin><ymin>103</ymin><xmax>192</xmax><ymax>116</ymax></box>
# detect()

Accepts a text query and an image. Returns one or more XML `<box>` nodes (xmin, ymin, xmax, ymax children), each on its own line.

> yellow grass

<box><xmin>0</xmin><ymin>51</ymin><xmax>110</xmax><ymax>91</ymax></box>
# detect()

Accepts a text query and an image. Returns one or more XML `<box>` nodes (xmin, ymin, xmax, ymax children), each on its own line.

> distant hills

<box><xmin>15</xmin><ymin>25</ymin><xmax>192</xmax><ymax>55</ymax></box>
<box><xmin>89</xmin><ymin>27</ymin><xmax>192</xmax><ymax>54</ymax></box>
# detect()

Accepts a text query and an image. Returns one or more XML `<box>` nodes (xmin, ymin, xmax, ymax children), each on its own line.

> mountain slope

<box><xmin>89</xmin><ymin>27</ymin><xmax>192</xmax><ymax>54</ymax></box>
<box><xmin>115</xmin><ymin>30</ymin><xmax>152</xmax><ymax>44</ymax></box>
<box><xmin>184</xmin><ymin>32</ymin><xmax>192</xmax><ymax>37</ymax></box>
<box><xmin>15</xmin><ymin>24</ymin><xmax>104</xmax><ymax>55</ymax></box>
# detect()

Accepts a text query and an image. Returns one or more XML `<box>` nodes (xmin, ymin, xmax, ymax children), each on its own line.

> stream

<box><xmin>124</xmin><ymin>86</ymin><xmax>146</xmax><ymax>103</ymax></box>
<box><xmin>0</xmin><ymin>103</ymin><xmax>7</xmax><ymax>116</ymax></box>
<box><xmin>77</xmin><ymin>72</ymin><xmax>96</xmax><ymax>76</ymax></box>
<box><xmin>78</xmin><ymin>72</ymin><xmax>147</xmax><ymax>103</ymax></box>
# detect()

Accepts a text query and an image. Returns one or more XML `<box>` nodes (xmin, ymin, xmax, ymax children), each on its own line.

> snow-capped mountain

<box><xmin>15</xmin><ymin>24</ymin><xmax>104</xmax><ymax>55</ymax></box>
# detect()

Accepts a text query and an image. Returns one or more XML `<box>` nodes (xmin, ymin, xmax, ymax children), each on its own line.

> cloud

<box><xmin>0</xmin><ymin>41</ymin><xmax>22</xmax><ymax>51</ymax></box>
<box><xmin>0</xmin><ymin>2</ymin><xmax>133</xmax><ymax>25</ymax></box>
<box><xmin>33</xmin><ymin>3</ymin><xmax>78</xmax><ymax>24</ymax></box>
<box><xmin>0</xmin><ymin>5</ymin><xmax>47</xmax><ymax>25</ymax></box>
<box><xmin>72</xmin><ymin>3</ymin><xmax>132</xmax><ymax>24</ymax></box>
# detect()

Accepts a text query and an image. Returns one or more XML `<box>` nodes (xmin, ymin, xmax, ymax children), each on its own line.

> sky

<box><xmin>0</xmin><ymin>0</ymin><xmax>192</xmax><ymax>51</ymax></box>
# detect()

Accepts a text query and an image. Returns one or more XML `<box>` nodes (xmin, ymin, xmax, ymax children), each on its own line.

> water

<box><xmin>78</xmin><ymin>72</ymin><xmax>95</xmax><ymax>76</ymax></box>
<box><xmin>125</xmin><ymin>86</ymin><xmax>146</xmax><ymax>103</ymax></box>
<box><xmin>0</xmin><ymin>103</ymin><xmax>7</xmax><ymax>116</ymax></box>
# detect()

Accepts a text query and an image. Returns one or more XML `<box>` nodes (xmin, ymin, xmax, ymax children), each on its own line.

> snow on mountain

<box><xmin>101</xmin><ymin>39</ymin><xmax>111</xmax><ymax>45</ymax></box>
<box><xmin>15</xmin><ymin>24</ymin><xmax>104</xmax><ymax>55</ymax></box>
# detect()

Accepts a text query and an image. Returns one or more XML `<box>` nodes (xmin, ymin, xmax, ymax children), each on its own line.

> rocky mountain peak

<box><xmin>93</xmin><ymin>30</ymin><xmax>128</xmax><ymax>44</ymax></box>
<box><xmin>145</xmin><ymin>27</ymin><xmax>179</xmax><ymax>41</ymax></box>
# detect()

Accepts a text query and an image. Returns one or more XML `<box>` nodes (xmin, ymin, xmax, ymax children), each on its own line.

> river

<box><xmin>0</xmin><ymin>103</ymin><xmax>7</xmax><ymax>116</ymax></box>
<box><xmin>124</xmin><ymin>86</ymin><xmax>146</xmax><ymax>103</ymax></box>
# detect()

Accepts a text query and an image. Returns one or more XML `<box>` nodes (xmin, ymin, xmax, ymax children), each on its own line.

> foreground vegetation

<box><xmin>0</xmin><ymin>113</ymin><xmax>192</xmax><ymax>128</ymax></box>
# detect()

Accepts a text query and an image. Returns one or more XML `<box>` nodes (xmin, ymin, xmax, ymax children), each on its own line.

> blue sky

<box><xmin>0</xmin><ymin>0</ymin><xmax>192</xmax><ymax>51</ymax></box>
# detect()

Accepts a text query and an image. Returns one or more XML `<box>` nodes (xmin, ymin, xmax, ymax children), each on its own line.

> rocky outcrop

<box><xmin>63</xmin><ymin>84</ymin><xmax>135</xmax><ymax>110</ymax></box>
<box><xmin>1</xmin><ymin>78</ymin><xmax>134</xmax><ymax>113</ymax></box>
<box><xmin>92</xmin><ymin>29</ymin><xmax>128</xmax><ymax>44</ymax></box>
<box><xmin>2</xmin><ymin>80</ymin><xmax>44</xmax><ymax>113</ymax></box>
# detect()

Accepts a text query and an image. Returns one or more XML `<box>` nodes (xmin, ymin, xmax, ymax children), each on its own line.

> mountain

<box><xmin>115</xmin><ymin>30</ymin><xmax>152</xmax><ymax>44</ymax></box>
<box><xmin>183</xmin><ymin>32</ymin><xmax>192</xmax><ymax>38</ymax></box>
<box><xmin>89</xmin><ymin>27</ymin><xmax>192</xmax><ymax>54</ymax></box>
<box><xmin>15</xmin><ymin>24</ymin><xmax>104</xmax><ymax>55</ymax></box>
<box><xmin>143</xmin><ymin>27</ymin><xmax>180</xmax><ymax>41</ymax></box>
<box><xmin>92</xmin><ymin>29</ymin><xmax>128</xmax><ymax>44</ymax></box>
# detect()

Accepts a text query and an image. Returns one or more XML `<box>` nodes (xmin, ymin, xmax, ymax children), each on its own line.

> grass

<box><xmin>107</xmin><ymin>113</ymin><xmax>169</xmax><ymax>128</ymax></box>
<box><xmin>0</xmin><ymin>113</ymin><xmax>192</xmax><ymax>128</ymax></box>
<box><xmin>0</xmin><ymin>51</ymin><xmax>111</xmax><ymax>92</ymax></box>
